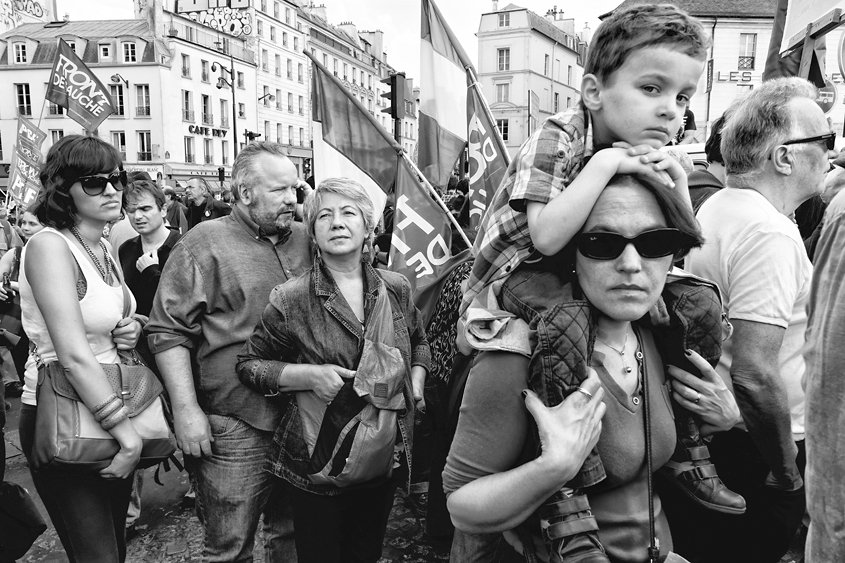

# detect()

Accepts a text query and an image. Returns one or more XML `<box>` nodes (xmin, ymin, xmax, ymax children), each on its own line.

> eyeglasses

<box><xmin>76</xmin><ymin>170</ymin><xmax>127</xmax><ymax>196</ymax></box>
<box><xmin>575</xmin><ymin>228</ymin><xmax>684</xmax><ymax>260</ymax></box>
<box><xmin>782</xmin><ymin>132</ymin><xmax>836</xmax><ymax>152</ymax></box>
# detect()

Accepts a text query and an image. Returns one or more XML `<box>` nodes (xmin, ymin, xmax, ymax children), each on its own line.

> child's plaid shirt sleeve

<box><xmin>461</xmin><ymin>107</ymin><xmax>589</xmax><ymax>315</ymax></box>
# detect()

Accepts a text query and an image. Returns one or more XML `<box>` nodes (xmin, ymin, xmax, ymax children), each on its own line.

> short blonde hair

<box><xmin>304</xmin><ymin>177</ymin><xmax>377</xmax><ymax>260</ymax></box>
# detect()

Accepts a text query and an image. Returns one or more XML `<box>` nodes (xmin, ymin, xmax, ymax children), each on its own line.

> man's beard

<box><xmin>248</xmin><ymin>198</ymin><xmax>293</xmax><ymax>237</ymax></box>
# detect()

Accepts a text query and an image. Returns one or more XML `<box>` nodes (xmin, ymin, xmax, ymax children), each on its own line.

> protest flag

<box><xmin>308</xmin><ymin>49</ymin><xmax>393</xmax><ymax>218</ymax></box>
<box><xmin>420</xmin><ymin>0</ymin><xmax>509</xmax><ymax>231</ymax></box>
<box><xmin>7</xmin><ymin>116</ymin><xmax>46</xmax><ymax>208</ymax></box>
<box><xmin>46</xmin><ymin>39</ymin><xmax>115</xmax><ymax>131</ymax></box>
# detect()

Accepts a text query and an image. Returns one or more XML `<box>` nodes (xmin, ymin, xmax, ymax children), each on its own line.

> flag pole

<box><xmin>465</xmin><ymin>66</ymin><xmax>510</xmax><ymax>164</ymax></box>
<box><xmin>36</xmin><ymin>96</ymin><xmax>49</xmax><ymax>130</ymax></box>
<box><xmin>400</xmin><ymin>151</ymin><xmax>472</xmax><ymax>250</ymax></box>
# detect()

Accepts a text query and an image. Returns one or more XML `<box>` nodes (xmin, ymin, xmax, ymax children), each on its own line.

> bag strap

<box><xmin>362</xmin><ymin>273</ymin><xmax>395</xmax><ymax>345</ymax></box>
<box><xmin>641</xmin><ymin>332</ymin><xmax>660</xmax><ymax>563</ymax></box>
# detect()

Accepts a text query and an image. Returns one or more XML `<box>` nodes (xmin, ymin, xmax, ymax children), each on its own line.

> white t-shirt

<box><xmin>685</xmin><ymin>188</ymin><xmax>810</xmax><ymax>440</ymax></box>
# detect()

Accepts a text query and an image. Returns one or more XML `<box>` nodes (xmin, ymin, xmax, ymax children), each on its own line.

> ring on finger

<box><xmin>693</xmin><ymin>392</ymin><xmax>701</xmax><ymax>404</ymax></box>
<box><xmin>575</xmin><ymin>387</ymin><xmax>593</xmax><ymax>399</ymax></box>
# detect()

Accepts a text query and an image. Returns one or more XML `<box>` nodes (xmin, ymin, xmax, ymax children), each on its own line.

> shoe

<box><xmin>659</xmin><ymin>442</ymin><xmax>746</xmax><ymax>515</ymax></box>
<box><xmin>4</xmin><ymin>400</ymin><xmax>9</xmax><ymax>412</ymax></box>
<box><xmin>4</xmin><ymin>381</ymin><xmax>22</xmax><ymax>398</ymax></box>
<box><xmin>540</xmin><ymin>493</ymin><xmax>610</xmax><ymax>563</ymax></box>
<box><xmin>181</xmin><ymin>480</ymin><xmax>196</xmax><ymax>508</ymax></box>
<box><xmin>409</xmin><ymin>492</ymin><xmax>428</xmax><ymax>519</ymax></box>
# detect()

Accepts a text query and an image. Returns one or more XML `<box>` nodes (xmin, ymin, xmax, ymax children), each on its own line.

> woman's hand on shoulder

<box><xmin>310</xmin><ymin>363</ymin><xmax>354</xmax><ymax>403</ymax></box>
<box><xmin>667</xmin><ymin>349</ymin><xmax>742</xmax><ymax>436</ymax></box>
<box><xmin>524</xmin><ymin>369</ymin><xmax>606</xmax><ymax>486</ymax></box>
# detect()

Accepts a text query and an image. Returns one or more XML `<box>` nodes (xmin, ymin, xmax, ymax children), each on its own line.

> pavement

<box><xmin>2</xmin><ymin>393</ymin><xmax>803</xmax><ymax>563</ymax></box>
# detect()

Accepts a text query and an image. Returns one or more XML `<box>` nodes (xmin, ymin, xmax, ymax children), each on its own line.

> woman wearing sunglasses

<box><xmin>444</xmin><ymin>175</ymin><xmax>742</xmax><ymax>563</ymax></box>
<box><xmin>17</xmin><ymin>135</ymin><xmax>143</xmax><ymax>562</ymax></box>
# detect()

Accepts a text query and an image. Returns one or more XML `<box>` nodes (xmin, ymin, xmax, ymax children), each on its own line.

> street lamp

<box><xmin>212</xmin><ymin>46</ymin><xmax>238</xmax><ymax>161</ymax></box>
<box><xmin>258</xmin><ymin>93</ymin><xmax>276</xmax><ymax>106</ymax></box>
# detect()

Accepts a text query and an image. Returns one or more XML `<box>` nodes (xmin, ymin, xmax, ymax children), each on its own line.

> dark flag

<box><xmin>46</xmin><ymin>39</ymin><xmax>115</xmax><ymax>131</ymax></box>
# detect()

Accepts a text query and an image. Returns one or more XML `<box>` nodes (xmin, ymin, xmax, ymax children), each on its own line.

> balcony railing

<box><xmin>299</xmin><ymin>108</ymin><xmax>304</xmax><ymax>115</ymax></box>
<box><xmin>137</xmin><ymin>151</ymin><xmax>152</xmax><ymax>162</ymax></box>
<box><xmin>275</xmin><ymin>68</ymin><xmax>281</xmax><ymax>76</ymax></box>
<box><xmin>288</xmin><ymin>106</ymin><xmax>293</xmax><ymax>113</ymax></box>
<box><xmin>298</xmin><ymin>75</ymin><xmax>303</xmax><ymax>83</ymax></box>
<box><xmin>287</xmin><ymin>71</ymin><xmax>292</xmax><ymax>79</ymax></box>
<box><xmin>181</xmin><ymin>67</ymin><xmax>191</xmax><ymax>78</ymax></box>
<box><xmin>183</xmin><ymin>109</ymin><xmax>195</xmax><ymax>121</ymax></box>
<box><xmin>738</xmin><ymin>56</ymin><xmax>755</xmax><ymax>70</ymax></box>
<box><xmin>220</xmin><ymin>116</ymin><xmax>229</xmax><ymax>128</ymax></box>
<box><xmin>202</xmin><ymin>113</ymin><xmax>213</xmax><ymax>125</ymax></box>
<box><xmin>204</xmin><ymin>155</ymin><xmax>214</xmax><ymax>164</ymax></box>
<box><xmin>238</xmin><ymin>109</ymin><xmax>246</xmax><ymax>118</ymax></box>
<box><xmin>18</xmin><ymin>105</ymin><xmax>31</xmax><ymax>116</ymax></box>
<box><xmin>48</xmin><ymin>105</ymin><xmax>63</xmax><ymax>115</ymax></box>
<box><xmin>237</xmin><ymin>79</ymin><xmax>244</xmax><ymax>88</ymax></box>
<box><xmin>114</xmin><ymin>107</ymin><xmax>125</xmax><ymax>116</ymax></box>
<box><xmin>185</xmin><ymin>154</ymin><xmax>195</xmax><ymax>163</ymax></box>
<box><xmin>223</xmin><ymin>155</ymin><xmax>229</xmax><ymax>165</ymax></box>
<box><xmin>136</xmin><ymin>106</ymin><xmax>151</xmax><ymax>116</ymax></box>
<box><xmin>201</xmin><ymin>71</ymin><xmax>209</xmax><ymax>82</ymax></box>
<box><xmin>262</xmin><ymin>62</ymin><xmax>268</xmax><ymax>71</ymax></box>
<box><xmin>276</xmin><ymin>102</ymin><xmax>282</xmax><ymax>110</ymax></box>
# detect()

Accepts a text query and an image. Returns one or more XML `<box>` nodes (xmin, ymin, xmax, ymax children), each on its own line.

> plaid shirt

<box><xmin>461</xmin><ymin>105</ymin><xmax>594</xmax><ymax>315</ymax></box>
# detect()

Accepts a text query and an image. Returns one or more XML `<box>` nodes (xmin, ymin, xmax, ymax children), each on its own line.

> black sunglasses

<box><xmin>576</xmin><ymin>228</ymin><xmax>684</xmax><ymax>260</ymax></box>
<box><xmin>76</xmin><ymin>170</ymin><xmax>127</xmax><ymax>196</ymax></box>
<box><xmin>782</xmin><ymin>132</ymin><xmax>836</xmax><ymax>152</ymax></box>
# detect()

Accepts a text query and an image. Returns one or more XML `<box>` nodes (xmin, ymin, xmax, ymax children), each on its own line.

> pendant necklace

<box><xmin>70</xmin><ymin>225</ymin><xmax>112</xmax><ymax>283</ymax></box>
<box><xmin>597</xmin><ymin>326</ymin><xmax>633</xmax><ymax>373</ymax></box>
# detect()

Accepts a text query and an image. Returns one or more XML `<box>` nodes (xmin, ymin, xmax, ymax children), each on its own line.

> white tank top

<box><xmin>19</xmin><ymin>227</ymin><xmax>134</xmax><ymax>405</ymax></box>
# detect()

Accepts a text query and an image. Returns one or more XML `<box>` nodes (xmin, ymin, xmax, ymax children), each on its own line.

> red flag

<box><xmin>46</xmin><ymin>39</ymin><xmax>115</xmax><ymax>131</ymax></box>
<box><xmin>8</xmin><ymin>116</ymin><xmax>46</xmax><ymax>208</ymax></box>
<box><xmin>389</xmin><ymin>158</ymin><xmax>468</xmax><ymax>324</ymax></box>
<box><xmin>466</xmin><ymin>85</ymin><xmax>508</xmax><ymax>232</ymax></box>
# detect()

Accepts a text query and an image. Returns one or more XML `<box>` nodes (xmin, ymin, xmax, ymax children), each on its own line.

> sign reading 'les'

<box><xmin>46</xmin><ymin>39</ymin><xmax>115</xmax><ymax>131</ymax></box>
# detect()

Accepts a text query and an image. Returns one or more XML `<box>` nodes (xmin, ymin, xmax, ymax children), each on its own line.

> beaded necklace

<box><xmin>69</xmin><ymin>225</ymin><xmax>112</xmax><ymax>283</ymax></box>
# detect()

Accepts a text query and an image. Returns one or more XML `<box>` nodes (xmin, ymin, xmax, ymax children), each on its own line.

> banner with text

<box><xmin>46</xmin><ymin>39</ymin><xmax>115</xmax><ymax>131</ymax></box>
<box><xmin>7</xmin><ymin>115</ymin><xmax>46</xmax><ymax>208</ymax></box>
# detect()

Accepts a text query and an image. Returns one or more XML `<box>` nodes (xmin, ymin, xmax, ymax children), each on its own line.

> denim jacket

<box><xmin>237</xmin><ymin>258</ymin><xmax>430</xmax><ymax>495</ymax></box>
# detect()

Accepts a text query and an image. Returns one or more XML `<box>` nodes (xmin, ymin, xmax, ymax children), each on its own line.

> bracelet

<box><xmin>100</xmin><ymin>406</ymin><xmax>129</xmax><ymax>431</ymax></box>
<box><xmin>93</xmin><ymin>397</ymin><xmax>124</xmax><ymax>422</ymax></box>
<box><xmin>91</xmin><ymin>393</ymin><xmax>120</xmax><ymax>416</ymax></box>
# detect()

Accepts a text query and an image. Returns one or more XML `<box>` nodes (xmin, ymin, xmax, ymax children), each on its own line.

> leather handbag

<box><xmin>0</xmin><ymin>480</ymin><xmax>47</xmax><ymax>560</ymax></box>
<box><xmin>31</xmin><ymin>272</ymin><xmax>176</xmax><ymax>472</ymax></box>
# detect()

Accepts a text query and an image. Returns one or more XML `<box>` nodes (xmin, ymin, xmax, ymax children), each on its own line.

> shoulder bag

<box><xmin>31</xmin><ymin>275</ymin><xmax>176</xmax><ymax>472</ymax></box>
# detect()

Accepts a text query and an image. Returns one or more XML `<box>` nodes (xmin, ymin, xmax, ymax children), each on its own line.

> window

<box><xmin>15</xmin><ymin>84</ymin><xmax>31</xmax><ymax>115</ymax></box>
<box><xmin>275</xmin><ymin>89</ymin><xmax>281</xmax><ymax>108</ymax></box>
<box><xmin>282</xmin><ymin>31</ymin><xmax>287</xmax><ymax>46</ymax></box>
<box><xmin>298</xmin><ymin>95</ymin><xmax>304</xmax><ymax>115</ymax></box>
<box><xmin>222</xmin><ymin>140</ymin><xmax>229</xmax><ymax>165</ymax></box>
<box><xmin>220</xmin><ymin>99</ymin><xmax>229</xmax><ymax>127</ymax></box>
<box><xmin>275</xmin><ymin>54</ymin><xmax>282</xmax><ymax>75</ymax></box>
<box><xmin>13</xmin><ymin>43</ymin><xmax>26</xmax><ymax>63</ymax></box>
<box><xmin>123</xmin><ymin>42</ymin><xmax>136</xmax><ymax>63</ymax></box>
<box><xmin>285</xmin><ymin>7</ymin><xmax>290</xmax><ymax>24</ymax></box>
<box><xmin>50</xmin><ymin>130</ymin><xmax>64</xmax><ymax>144</ymax></box>
<box><xmin>343</xmin><ymin>63</ymin><xmax>348</xmax><ymax>80</ymax></box>
<box><xmin>237</xmin><ymin>71</ymin><xmax>244</xmax><ymax>88</ymax></box>
<box><xmin>204</xmin><ymin>139</ymin><xmax>213</xmax><ymax>164</ymax></box>
<box><xmin>498</xmin><ymin>12</ymin><xmax>509</xmax><ymax>27</ymax></box>
<box><xmin>497</xmin><ymin>48</ymin><xmax>510</xmax><ymax>72</ymax></box>
<box><xmin>566</xmin><ymin>97</ymin><xmax>571</xmax><ymax>108</ymax></box>
<box><xmin>544</xmin><ymin>54</ymin><xmax>549</xmax><ymax>76</ymax></box>
<box><xmin>496</xmin><ymin>119</ymin><xmax>509</xmax><ymax>141</ymax></box>
<box><xmin>262</xmin><ymin>49</ymin><xmax>268</xmax><ymax>71</ymax></box>
<box><xmin>333</xmin><ymin>58</ymin><xmax>338</xmax><ymax>75</ymax></box>
<box><xmin>554</xmin><ymin>92</ymin><xmax>559</xmax><ymax>113</ymax></box>
<box><xmin>270</xmin><ymin>26</ymin><xmax>276</xmax><ymax>42</ymax></box>
<box><xmin>287</xmin><ymin>92</ymin><xmax>293</xmax><ymax>112</ymax></box>
<box><xmin>739</xmin><ymin>33</ymin><xmax>757</xmax><ymax>70</ymax></box>
<box><xmin>277</xmin><ymin>123</ymin><xmax>282</xmax><ymax>141</ymax></box>
<box><xmin>323</xmin><ymin>54</ymin><xmax>328</xmax><ymax>67</ymax></box>
<box><xmin>100</xmin><ymin>44</ymin><xmax>111</xmax><ymax>60</ymax></box>
<box><xmin>288</xmin><ymin>125</ymin><xmax>294</xmax><ymax>144</ymax></box>
<box><xmin>260</xmin><ymin>0</ymin><xmax>266</xmax><ymax>12</ymax></box>
<box><xmin>109</xmin><ymin>85</ymin><xmax>125</xmax><ymax>116</ymax></box>
<box><xmin>287</xmin><ymin>59</ymin><xmax>292</xmax><ymax>79</ymax></box>
<box><xmin>181</xmin><ymin>54</ymin><xmax>190</xmax><ymax>77</ymax></box>
<box><xmin>567</xmin><ymin>65</ymin><xmax>572</xmax><ymax>85</ymax></box>
<box><xmin>48</xmin><ymin>100</ymin><xmax>64</xmax><ymax>115</ymax></box>
<box><xmin>294</xmin><ymin>37</ymin><xmax>298</xmax><ymax>50</ymax></box>
<box><xmin>299</xmin><ymin>127</ymin><xmax>304</xmax><ymax>146</ymax></box>
<box><xmin>298</xmin><ymin>63</ymin><xmax>303</xmax><ymax>82</ymax></box>
<box><xmin>495</xmin><ymin>83</ymin><xmax>510</xmax><ymax>103</ymax></box>
<box><xmin>182</xmin><ymin>90</ymin><xmax>194</xmax><ymax>121</ymax></box>
<box><xmin>257</xmin><ymin>20</ymin><xmax>263</xmax><ymax>37</ymax></box>
<box><xmin>111</xmin><ymin>131</ymin><xmax>126</xmax><ymax>158</ymax></box>
<box><xmin>274</xmin><ymin>1</ymin><xmax>279</xmax><ymax>19</ymax></box>
<box><xmin>202</xmin><ymin>94</ymin><xmax>212</xmax><ymax>124</ymax></box>
<box><xmin>238</xmin><ymin>103</ymin><xmax>245</xmax><ymax>118</ymax></box>
<box><xmin>136</xmin><ymin>84</ymin><xmax>150</xmax><ymax>116</ymax></box>
<box><xmin>184</xmin><ymin>137</ymin><xmax>195</xmax><ymax>163</ymax></box>
<box><xmin>201</xmin><ymin>60</ymin><xmax>210</xmax><ymax>82</ymax></box>
<box><xmin>264</xmin><ymin>120</ymin><xmax>270</xmax><ymax>141</ymax></box>
<box><xmin>137</xmin><ymin>131</ymin><xmax>151</xmax><ymax>161</ymax></box>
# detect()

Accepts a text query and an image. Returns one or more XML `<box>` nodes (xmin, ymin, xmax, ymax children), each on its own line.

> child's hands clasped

<box><xmin>607</xmin><ymin>142</ymin><xmax>687</xmax><ymax>190</ymax></box>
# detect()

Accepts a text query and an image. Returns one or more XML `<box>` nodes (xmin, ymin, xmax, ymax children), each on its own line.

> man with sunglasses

<box><xmin>679</xmin><ymin>77</ymin><xmax>835</xmax><ymax>563</ymax></box>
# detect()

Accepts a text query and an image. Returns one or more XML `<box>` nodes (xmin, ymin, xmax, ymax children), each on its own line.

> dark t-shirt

<box><xmin>673</xmin><ymin>108</ymin><xmax>696</xmax><ymax>144</ymax></box>
<box><xmin>118</xmin><ymin>228</ymin><xmax>181</xmax><ymax>316</ymax></box>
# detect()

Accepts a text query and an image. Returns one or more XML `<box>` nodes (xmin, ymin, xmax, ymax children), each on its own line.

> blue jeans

<box><xmin>188</xmin><ymin>414</ymin><xmax>296</xmax><ymax>563</ymax></box>
<box><xmin>449</xmin><ymin>530</ymin><xmax>523</xmax><ymax>563</ymax></box>
<box><xmin>20</xmin><ymin>405</ymin><xmax>133</xmax><ymax>563</ymax></box>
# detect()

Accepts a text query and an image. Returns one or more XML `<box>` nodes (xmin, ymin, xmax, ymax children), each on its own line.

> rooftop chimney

<box><xmin>492</xmin><ymin>1</ymin><xmax>498</xmax><ymax>10</ymax></box>
<box><xmin>580</xmin><ymin>22</ymin><xmax>592</xmax><ymax>44</ymax></box>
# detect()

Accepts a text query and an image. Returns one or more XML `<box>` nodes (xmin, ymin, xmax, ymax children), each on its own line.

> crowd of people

<box><xmin>2</xmin><ymin>3</ymin><xmax>845</xmax><ymax>563</ymax></box>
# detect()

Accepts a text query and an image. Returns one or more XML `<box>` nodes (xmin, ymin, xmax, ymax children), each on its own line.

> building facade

<box><xmin>477</xmin><ymin>3</ymin><xmax>587</xmax><ymax>158</ymax></box>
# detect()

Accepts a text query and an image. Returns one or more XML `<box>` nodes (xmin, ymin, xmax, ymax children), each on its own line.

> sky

<box><xmin>54</xmin><ymin>0</ymin><xmax>624</xmax><ymax>82</ymax></box>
